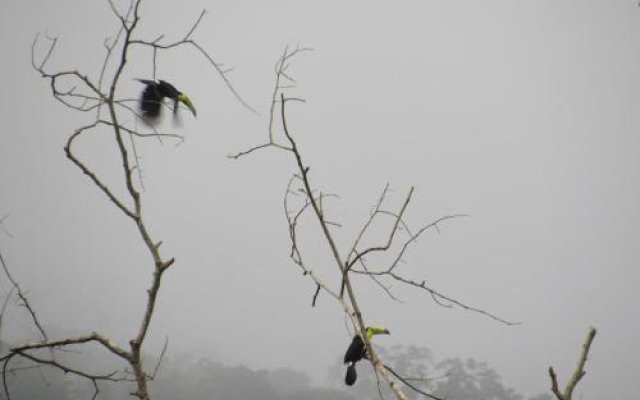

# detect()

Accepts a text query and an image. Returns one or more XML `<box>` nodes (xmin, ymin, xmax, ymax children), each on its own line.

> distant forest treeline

<box><xmin>2</xmin><ymin>341</ymin><xmax>552</xmax><ymax>400</ymax></box>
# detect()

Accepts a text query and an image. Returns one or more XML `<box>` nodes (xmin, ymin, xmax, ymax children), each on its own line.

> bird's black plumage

<box><xmin>345</xmin><ymin>364</ymin><xmax>357</xmax><ymax>386</ymax></box>
<box><xmin>343</xmin><ymin>335</ymin><xmax>365</xmax><ymax>386</ymax></box>
<box><xmin>342</xmin><ymin>326</ymin><xmax>390</xmax><ymax>386</ymax></box>
<box><xmin>344</xmin><ymin>335</ymin><xmax>365</xmax><ymax>365</ymax></box>
<box><xmin>137</xmin><ymin>79</ymin><xmax>196</xmax><ymax>121</ymax></box>
<box><xmin>139</xmin><ymin>79</ymin><xmax>177</xmax><ymax>119</ymax></box>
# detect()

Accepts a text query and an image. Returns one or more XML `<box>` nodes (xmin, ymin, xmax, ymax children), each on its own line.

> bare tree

<box><xmin>231</xmin><ymin>46</ymin><xmax>518</xmax><ymax>400</ymax></box>
<box><xmin>1</xmin><ymin>1</ymin><xmax>252</xmax><ymax>399</ymax></box>
<box><xmin>548</xmin><ymin>327</ymin><xmax>597</xmax><ymax>400</ymax></box>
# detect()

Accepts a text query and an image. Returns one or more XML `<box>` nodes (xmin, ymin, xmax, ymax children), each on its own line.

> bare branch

<box><xmin>32</xmin><ymin>34</ymin><xmax>108</xmax><ymax>110</ymax></box>
<box><xmin>182</xmin><ymin>9</ymin><xmax>206</xmax><ymax>41</ymax></box>
<box><xmin>383</xmin><ymin>362</ymin><xmax>446</xmax><ymax>400</ymax></box>
<box><xmin>269</xmin><ymin>46</ymin><xmax>312</xmax><ymax>141</ymax></box>
<box><xmin>549</xmin><ymin>366</ymin><xmax>561</xmax><ymax>400</ymax></box>
<box><xmin>64</xmin><ymin>122</ymin><xmax>137</xmax><ymax>220</ymax></box>
<box><xmin>385</xmin><ymin>214</ymin><xmax>466</xmax><ymax>274</ymax></box>
<box><xmin>549</xmin><ymin>327</ymin><xmax>597</xmax><ymax>400</ymax></box>
<box><xmin>188</xmin><ymin>40</ymin><xmax>259</xmax><ymax>115</ymax></box>
<box><xmin>100</xmin><ymin>118</ymin><xmax>184</xmax><ymax>141</ymax></box>
<box><xmin>229</xmin><ymin>46</ymin><xmax>312</xmax><ymax>160</ymax></box>
<box><xmin>1</xmin><ymin>330</ymin><xmax>133</xmax><ymax>400</ymax></box>
<box><xmin>348</xmin><ymin>183</ymin><xmax>391</xmax><ymax>257</ymax></box>
<box><xmin>148</xmin><ymin>336</ymin><xmax>169</xmax><ymax>379</ymax></box>
<box><xmin>228</xmin><ymin>142</ymin><xmax>292</xmax><ymax>159</ymax></box>
<box><xmin>347</xmin><ymin>187</ymin><xmax>414</xmax><ymax>268</ymax></box>
<box><xmin>97</xmin><ymin>19</ymin><xmax>126</xmax><ymax>119</ymax></box>
<box><xmin>379</xmin><ymin>273</ymin><xmax>519</xmax><ymax>325</ymax></box>
<box><xmin>11</xmin><ymin>351</ymin><xmax>121</xmax><ymax>382</ymax></box>
<box><xmin>0</xmin><ymin>249</ymin><xmax>48</xmax><ymax>341</ymax></box>
<box><xmin>311</xmin><ymin>284</ymin><xmax>321</xmax><ymax>307</ymax></box>
<box><xmin>279</xmin><ymin>93</ymin><xmax>346</xmax><ymax>279</ymax></box>
<box><xmin>5</xmin><ymin>332</ymin><xmax>130</xmax><ymax>361</ymax></box>
<box><xmin>340</xmin><ymin>186</ymin><xmax>415</xmax><ymax>297</ymax></box>
<box><xmin>283</xmin><ymin>177</ymin><xmax>342</xmax><ymax>304</ymax></box>
<box><xmin>356</xmin><ymin>258</ymin><xmax>403</xmax><ymax>303</ymax></box>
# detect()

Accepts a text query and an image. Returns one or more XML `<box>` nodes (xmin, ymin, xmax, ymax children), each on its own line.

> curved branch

<box><xmin>378</xmin><ymin>273</ymin><xmax>520</xmax><ymax>325</ymax></box>
<box><xmin>383</xmin><ymin>362</ymin><xmax>445</xmax><ymax>400</ymax></box>
<box><xmin>64</xmin><ymin>122</ymin><xmax>137</xmax><ymax>219</ymax></box>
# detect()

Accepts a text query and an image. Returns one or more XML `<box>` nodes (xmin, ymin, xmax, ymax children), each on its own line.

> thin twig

<box><xmin>228</xmin><ymin>46</ymin><xmax>311</xmax><ymax>160</ymax></box>
<box><xmin>383</xmin><ymin>362</ymin><xmax>445</xmax><ymax>400</ymax></box>
<box><xmin>0</xmin><ymin>250</ymin><xmax>48</xmax><ymax>341</ymax></box>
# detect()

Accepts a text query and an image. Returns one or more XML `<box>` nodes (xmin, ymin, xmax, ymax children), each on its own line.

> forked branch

<box><xmin>548</xmin><ymin>327</ymin><xmax>597</xmax><ymax>400</ymax></box>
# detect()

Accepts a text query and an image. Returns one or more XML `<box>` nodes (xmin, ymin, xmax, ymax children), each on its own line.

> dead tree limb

<box><xmin>548</xmin><ymin>327</ymin><xmax>597</xmax><ymax>400</ymax></box>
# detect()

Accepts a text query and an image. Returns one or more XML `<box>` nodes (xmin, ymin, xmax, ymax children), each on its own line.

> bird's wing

<box><xmin>344</xmin><ymin>335</ymin><xmax>365</xmax><ymax>364</ymax></box>
<box><xmin>136</xmin><ymin>78</ymin><xmax>156</xmax><ymax>85</ymax></box>
<box><xmin>140</xmin><ymin>84</ymin><xmax>163</xmax><ymax>118</ymax></box>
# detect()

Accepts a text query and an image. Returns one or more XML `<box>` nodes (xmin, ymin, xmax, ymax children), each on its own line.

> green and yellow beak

<box><xmin>177</xmin><ymin>93</ymin><xmax>197</xmax><ymax>117</ymax></box>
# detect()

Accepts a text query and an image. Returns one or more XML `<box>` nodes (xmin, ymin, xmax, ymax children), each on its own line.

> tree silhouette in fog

<box><xmin>329</xmin><ymin>344</ymin><xmax>552</xmax><ymax>400</ymax></box>
<box><xmin>1</xmin><ymin>1</ymin><xmax>252</xmax><ymax>399</ymax></box>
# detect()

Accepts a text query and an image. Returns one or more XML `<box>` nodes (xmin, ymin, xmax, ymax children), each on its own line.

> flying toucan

<box><xmin>343</xmin><ymin>325</ymin><xmax>390</xmax><ymax>386</ymax></box>
<box><xmin>137</xmin><ymin>79</ymin><xmax>196</xmax><ymax>123</ymax></box>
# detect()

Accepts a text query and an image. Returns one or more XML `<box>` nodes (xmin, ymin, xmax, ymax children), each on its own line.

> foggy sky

<box><xmin>1</xmin><ymin>1</ymin><xmax>639</xmax><ymax>399</ymax></box>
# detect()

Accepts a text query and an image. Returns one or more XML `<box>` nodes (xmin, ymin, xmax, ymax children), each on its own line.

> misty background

<box><xmin>1</xmin><ymin>1</ymin><xmax>639</xmax><ymax>399</ymax></box>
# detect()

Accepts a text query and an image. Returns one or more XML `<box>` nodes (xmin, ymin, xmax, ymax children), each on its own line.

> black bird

<box><xmin>343</xmin><ymin>325</ymin><xmax>390</xmax><ymax>386</ymax></box>
<box><xmin>137</xmin><ymin>79</ymin><xmax>196</xmax><ymax>122</ymax></box>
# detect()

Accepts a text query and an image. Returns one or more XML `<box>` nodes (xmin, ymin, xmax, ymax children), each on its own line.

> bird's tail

<box><xmin>345</xmin><ymin>363</ymin><xmax>357</xmax><ymax>386</ymax></box>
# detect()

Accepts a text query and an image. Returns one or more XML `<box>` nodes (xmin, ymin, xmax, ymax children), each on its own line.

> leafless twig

<box><xmin>0</xmin><ymin>250</ymin><xmax>47</xmax><ymax>342</ymax></box>
<box><xmin>383</xmin><ymin>363</ymin><xmax>446</xmax><ymax>400</ymax></box>
<box><xmin>227</xmin><ymin>45</ymin><xmax>312</xmax><ymax>159</ymax></box>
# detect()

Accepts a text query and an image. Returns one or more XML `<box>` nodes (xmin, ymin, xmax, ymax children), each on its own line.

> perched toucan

<box><xmin>343</xmin><ymin>325</ymin><xmax>390</xmax><ymax>386</ymax></box>
<box><xmin>137</xmin><ymin>79</ymin><xmax>196</xmax><ymax>123</ymax></box>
